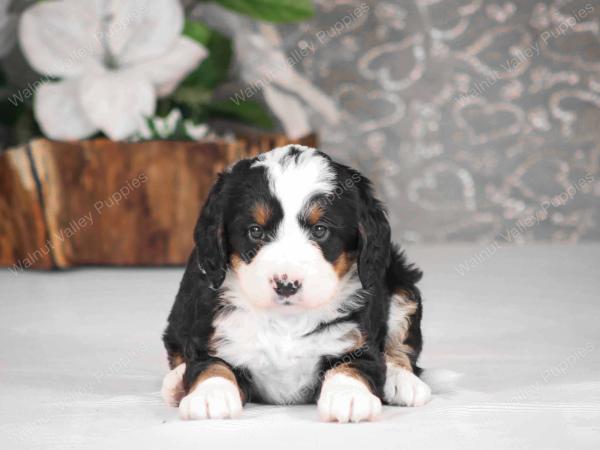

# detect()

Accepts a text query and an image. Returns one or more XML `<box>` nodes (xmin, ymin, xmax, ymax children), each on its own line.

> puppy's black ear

<box><xmin>193</xmin><ymin>173</ymin><xmax>229</xmax><ymax>288</ymax></box>
<box><xmin>355</xmin><ymin>175</ymin><xmax>391</xmax><ymax>289</ymax></box>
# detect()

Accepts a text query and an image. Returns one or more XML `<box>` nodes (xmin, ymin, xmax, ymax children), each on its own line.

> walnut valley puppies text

<box><xmin>93</xmin><ymin>172</ymin><xmax>148</xmax><ymax>215</ymax></box>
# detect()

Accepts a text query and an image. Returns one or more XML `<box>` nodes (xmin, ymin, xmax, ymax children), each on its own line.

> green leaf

<box><xmin>183</xmin><ymin>20</ymin><xmax>212</xmax><ymax>46</ymax></box>
<box><xmin>172</xmin><ymin>117</ymin><xmax>193</xmax><ymax>140</ymax></box>
<box><xmin>171</xmin><ymin>85</ymin><xmax>213</xmax><ymax>106</ymax></box>
<box><xmin>0</xmin><ymin>100</ymin><xmax>20</xmax><ymax>126</ymax></box>
<box><xmin>181</xmin><ymin>20</ymin><xmax>232</xmax><ymax>90</ymax></box>
<box><xmin>206</xmin><ymin>99</ymin><xmax>274</xmax><ymax>129</ymax></box>
<box><xmin>212</xmin><ymin>0</ymin><xmax>314</xmax><ymax>23</ymax></box>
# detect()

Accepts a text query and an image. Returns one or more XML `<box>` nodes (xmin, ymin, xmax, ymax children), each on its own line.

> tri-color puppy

<box><xmin>161</xmin><ymin>145</ymin><xmax>431</xmax><ymax>422</ymax></box>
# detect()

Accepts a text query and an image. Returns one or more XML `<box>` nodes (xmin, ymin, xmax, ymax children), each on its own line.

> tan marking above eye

<box><xmin>307</xmin><ymin>204</ymin><xmax>325</xmax><ymax>225</ymax></box>
<box><xmin>252</xmin><ymin>203</ymin><xmax>271</xmax><ymax>226</ymax></box>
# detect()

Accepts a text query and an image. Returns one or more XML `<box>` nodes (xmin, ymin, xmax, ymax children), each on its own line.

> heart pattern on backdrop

<box><xmin>284</xmin><ymin>0</ymin><xmax>599</xmax><ymax>242</ymax></box>
<box><xmin>453</xmin><ymin>98</ymin><xmax>525</xmax><ymax>144</ymax></box>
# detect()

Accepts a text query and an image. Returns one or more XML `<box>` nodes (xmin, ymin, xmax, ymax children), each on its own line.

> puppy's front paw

<box><xmin>179</xmin><ymin>377</ymin><xmax>243</xmax><ymax>420</ymax></box>
<box><xmin>161</xmin><ymin>363</ymin><xmax>186</xmax><ymax>407</ymax></box>
<box><xmin>384</xmin><ymin>365</ymin><xmax>431</xmax><ymax>407</ymax></box>
<box><xmin>318</xmin><ymin>374</ymin><xmax>382</xmax><ymax>423</ymax></box>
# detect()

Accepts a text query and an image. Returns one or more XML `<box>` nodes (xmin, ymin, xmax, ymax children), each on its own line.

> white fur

<box><xmin>384</xmin><ymin>293</ymin><xmax>432</xmax><ymax>406</ymax></box>
<box><xmin>318</xmin><ymin>373</ymin><xmax>382</xmax><ymax>423</ymax></box>
<box><xmin>235</xmin><ymin>145</ymin><xmax>339</xmax><ymax>309</ymax></box>
<box><xmin>213</xmin><ymin>270</ymin><xmax>364</xmax><ymax>404</ymax></box>
<box><xmin>251</xmin><ymin>145</ymin><xmax>336</xmax><ymax>201</ymax></box>
<box><xmin>161</xmin><ymin>362</ymin><xmax>186</xmax><ymax>407</ymax></box>
<box><xmin>179</xmin><ymin>376</ymin><xmax>243</xmax><ymax>420</ymax></box>
<box><xmin>384</xmin><ymin>365</ymin><xmax>432</xmax><ymax>407</ymax></box>
<box><xmin>387</xmin><ymin>293</ymin><xmax>413</xmax><ymax>332</ymax></box>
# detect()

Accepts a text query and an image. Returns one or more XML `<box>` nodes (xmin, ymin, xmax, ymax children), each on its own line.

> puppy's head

<box><xmin>194</xmin><ymin>145</ymin><xmax>390</xmax><ymax>311</ymax></box>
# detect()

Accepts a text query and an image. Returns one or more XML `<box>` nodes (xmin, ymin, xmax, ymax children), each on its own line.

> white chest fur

<box><xmin>212</xmin><ymin>307</ymin><xmax>360</xmax><ymax>404</ymax></box>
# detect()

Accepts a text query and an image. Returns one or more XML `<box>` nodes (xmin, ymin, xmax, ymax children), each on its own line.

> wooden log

<box><xmin>0</xmin><ymin>146</ymin><xmax>52</xmax><ymax>269</ymax></box>
<box><xmin>0</xmin><ymin>134</ymin><xmax>316</xmax><ymax>269</ymax></box>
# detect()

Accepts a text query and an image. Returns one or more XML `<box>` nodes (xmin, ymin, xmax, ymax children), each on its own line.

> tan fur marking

<box><xmin>325</xmin><ymin>363</ymin><xmax>373</xmax><ymax>393</ymax></box>
<box><xmin>168</xmin><ymin>353</ymin><xmax>185</xmax><ymax>370</ymax></box>
<box><xmin>252</xmin><ymin>203</ymin><xmax>271</xmax><ymax>226</ymax></box>
<box><xmin>230</xmin><ymin>252</ymin><xmax>242</xmax><ymax>269</ymax></box>
<box><xmin>384</xmin><ymin>289</ymin><xmax>419</xmax><ymax>372</ymax></box>
<box><xmin>396</xmin><ymin>289</ymin><xmax>418</xmax><ymax>310</ymax></box>
<box><xmin>385</xmin><ymin>349</ymin><xmax>413</xmax><ymax>371</ymax></box>
<box><xmin>189</xmin><ymin>362</ymin><xmax>245</xmax><ymax>402</ymax></box>
<box><xmin>333</xmin><ymin>251</ymin><xmax>355</xmax><ymax>278</ymax></box>
<box><xmin>391</xmin><ymin>289</ymin><xmax>418</xmax><ymax>341</ymax></box>
<box><xmin>308</xmin><ymin>204</ymin><xmax>325</xmax><ymax>225</ymax></box>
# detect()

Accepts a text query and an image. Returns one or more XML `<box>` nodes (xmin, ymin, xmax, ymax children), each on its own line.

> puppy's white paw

<box><xmin>384</xmin><ymin>365</ymin><xmax>431</xmax><ymax>407</ymax></box>
<box><xmin>161</xmin><ymin>363</ymin><xmax>186</xmax><ymax>407</ymax></box>
<box><xmin>179</xmin><ymin>377</ymin><xmax>243</xmax><ymax>420</ymax></box>
<box><xmin>318</xmin><ymin>374</ymin><xmax>382</xmax><ymax>423</ymax></box>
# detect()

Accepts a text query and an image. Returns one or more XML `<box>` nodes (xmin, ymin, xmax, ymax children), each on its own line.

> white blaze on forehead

<box><xmin>252</xmin><ymin>145</ymin><xmax>336</xmax><ymax>219</ymax></box>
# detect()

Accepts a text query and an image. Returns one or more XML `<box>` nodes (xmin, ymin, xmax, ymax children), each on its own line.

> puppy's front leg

<box><xmin>179</xmin><ymin>361</ymin><xmax>244</xmax><ymax>420</ymax></box>
<box><xmin>318</xmin><ymin>364</ymin><xmax>382</xmax><ymax>423</ymax></box>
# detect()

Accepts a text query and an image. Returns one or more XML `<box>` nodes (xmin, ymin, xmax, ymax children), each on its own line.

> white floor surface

<box><xmin>1</xmin><ymin>244</ymin><xmax>599</xmax><ymax>449</ymax></box>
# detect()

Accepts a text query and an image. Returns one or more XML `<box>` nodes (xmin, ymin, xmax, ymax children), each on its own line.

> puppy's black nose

<box><xmin>274</xmin><ymin>279</ymin><xmax>301</xmax><ymax>298</ymax></box>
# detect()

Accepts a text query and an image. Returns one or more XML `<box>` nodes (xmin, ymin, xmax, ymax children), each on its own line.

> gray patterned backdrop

<box><xmin>278</xmin><ymin>0</ymin><xmax>600</xmax><ymax>243</ymax></box>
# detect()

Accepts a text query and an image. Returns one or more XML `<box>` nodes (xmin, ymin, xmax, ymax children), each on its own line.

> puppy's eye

<box><xmin>311</xmin><ymin>224</ymin><xmax>329</xmax><ymax>241</ymax></box>
<box><xmin>248</xmin><ymin>225</ymin><xmax>264</xmax><ymax>240</ymax></box>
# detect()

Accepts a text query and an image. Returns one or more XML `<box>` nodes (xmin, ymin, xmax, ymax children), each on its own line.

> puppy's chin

<box><xmin>266</xmin><ymin>301</ymin><xmax>309</xmax><ymax>315</ymax></box>
<box><xmin>243</xmin><ymin>294</ymin><xmax>335</xmax><ymax>313</ymax></box>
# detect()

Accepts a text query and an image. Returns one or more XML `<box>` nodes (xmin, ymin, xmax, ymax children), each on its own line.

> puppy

<box><xmin>161</xmin><ymin>145</ymin><xmax>431</xmax><ymax>422</ymax></box>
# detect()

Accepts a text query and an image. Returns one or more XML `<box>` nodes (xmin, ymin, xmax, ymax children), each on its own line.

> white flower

<box><xmin>137</xmin><ymin>108</ymin><xmax>209</xmax><ymax>140</ymax></box>
<box><xmin>199</xmin><ymin>3</ymin><xmax>340</xmax><ymax>139</ymax></box>
<box><xmin>183</xmin><ymin>121</ymin><xmax>209</xmax><ymax>140</ymax></box>
<box><xmin>154</xmin><ymin>109</ymin><xmax>184</xmax><ymax>138</ymax></box>
<box><xmin>19</xmin><ymin>0</ymin><xmax>207</xmax><ymax>140</ymax></box>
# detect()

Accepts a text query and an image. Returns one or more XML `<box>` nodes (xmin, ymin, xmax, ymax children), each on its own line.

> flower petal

<box><xmin>153</xmin><ymin>109</ymin><xmax>182</xmax><ymax>138</ymax></box>
<box><xmin>19</xmin><ymin>0</ymin><xmax>103</xmax><ymax>77</ymax></box>
<box><xmin>106</xmin><ymin>0</ymin><xmax>184</xmax><ymax>66</ymax></box>
<box><xmin>34</xmin><ymin>79</ymin><xmax>97</xmax><ymax>140</ymax></box>
<box><xmin>201</xmin><ymin>4</ymin><xmax>340</xmax><ymax>125</ymax></box>
<box><xmin>271</xmin><ymin>69</ymin><xmax>340</xmax><ymax>126</ymax></box>
<box><xmin>132</xmin><ymin>36</ymin><xmax>207</xmax><ymax>97</ymax></box>
<box><xmin>231</xmin><ymin>27</ymin><xmax>340</xmax><ymax>125</ymax></box>
<box><xmin>79</xmin><ymin>70</ymin><xmax>156</xmax><ymax>140</ymax></box>
<box><xmin>184</xmin><ymin>121</ymin><xmax>209</xmax><ymax>140</ymax></box>
<box><xmin>263</xmin><ymin>85</ymin><xmax>311</xmax><ymax>139</ymax></box>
